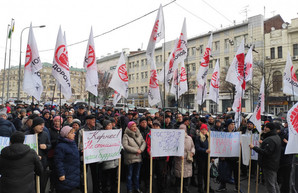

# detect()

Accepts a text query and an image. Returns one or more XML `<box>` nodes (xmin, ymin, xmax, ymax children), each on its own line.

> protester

<box><xmin>0</xmin><ymin>111</ymin><xmax>16</xmax><ymax>137</ymax></box>
<box><xmin>70</xmin><ymin>118</ymin><xmax>81</xmax><ymax>132</ymax></box>
<box><xmin>0</xmin><ymin>131</ymin><xmax>43</xmax><ymax>193</ymax></box>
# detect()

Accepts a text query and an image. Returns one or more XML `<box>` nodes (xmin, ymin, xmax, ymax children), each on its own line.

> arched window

<box><xmin>272</xmin><ymin>71</ymin><xmax>282</xmax><ymax>92</ymax></box>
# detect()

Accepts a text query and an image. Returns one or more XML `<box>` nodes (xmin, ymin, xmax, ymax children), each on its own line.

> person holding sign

<box><xmin>54</xmin><ymin>126</ymin><xmax>80</xmax><ymax>193</ymax></box>
<box><xmin>0</xmin><ymin>131</ymin><xmax>43</xmax><ymax>193</ymax></box>
<box><xmin>172</xmin><ymin>124</ymin><xmax>195</xmax><ymax>193</ymax></box>
<box><xmin>122</xmin><ymin>121</ymin><xmax>146</xmax><ymax>193</ymax></box>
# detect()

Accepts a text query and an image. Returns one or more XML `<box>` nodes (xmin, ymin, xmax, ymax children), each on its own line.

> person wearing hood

<box><xmin>211</xmin><ymin>119</ymin><xmax>224</xmax><ymax>132</ymax></box>
<box><xmin>0</xmin><ymin>112</ymin><xmax>16</xmax><ymax>137</ymax></box>
<box><xmin>54</xmin><ymin>126</ymin><xmax>80</xmax><ymax>193</ymax></box>
<box><xmin>250</xmin><ymin>122</ymin><xmax>281</xmax><ymax>193</ymax></box>
<box><xmin>123</xmin><ymin>121</ymin><xmax>146</xmax><ymax>193</ymax></box>
<box><xmin>0</xmin><ymin>131</ymin><xmax>43</xmax><ymax>193</ymax></box>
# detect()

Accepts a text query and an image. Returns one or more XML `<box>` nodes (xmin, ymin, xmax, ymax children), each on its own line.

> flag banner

<box><xmin>283</xmin><ymin>52</ymin><xmax>298</xmax><ymax>96</ymax></box>
<box><xmin>178</xmin><ymin>61</ymin><xmax>188</xmax><ymax>97</ymax></box>
<box><xmin>52</xmin><ymin>27</ymin><xmax>72</xmax><ymax>99</ymax></box>
<box><xmin>233</xmin><ymin>91</ymin><xmax>242</xmax><ymax>129</ymax></box>
<box><xmin>151</xmin><ymin>129</ymin><xmax>185</xmax><ymax>157</ymax></box>
<box><xmin>241</xmin><ymin>134</ymin><xmax>259</xmax><ymax>166</ymax></box>
<box><xmin>210</xmin><ymin>131</ymin><xmax>241</xmax><ymax>157</ymax></box>
<box><xmin>196</xmin><ymin>83</ymin><xmax>207</xmax><ymax>105</ymax></box>
<box><xmin>113</xmin><ymin>90</ymin><xmax>121</xmax><ymax>106</ymax></box>
<box><xmin>0</xmin><ymin>134</ymin><xmax>37</xmax><ymax>153</ymax></box>
<box><xmin>109</xmin><ymin>52</ymin><xmax>128</xmax><ymax>98</ymax></box>
<box><xmin>250</xmin><ymin>77</ymin><xmax>265</xmax><ymax>132</ymax></box>
<box><xmin>208</xmin><ymin>59</ymin><xmax>220</xmax><ymax>104</ymax></box>
<box><xmin>285</xmin><ymin>102</ymin><xmax>298</xmax><ymax>154</ymax></box>
<box><xmin>84</xmin><ymin>27</ymin><xmax>98</xmax><ymax>96</ymax></box>
<box><xmin>23</xmin><ymin>24</ymin><xmax>43</xmax><ymax>101</ymax></box>
<box><xmin>197</xmin><ymin>33</ymin><xmax>213</xmax><ymax>84</ymax></box>
<box><xmin>170</xmin><ymin>68</ymin><xmax>179</xmax><ymax>99</ymax></box>
<box><xmin>244</xmin><ymin>46</ymin><xmax>253</xmax><ymax>82</ymax></box>
<box><xmin>83</xmin><ymin>130</ymin><xmax>122</xmax><ymax>164</ymax></box>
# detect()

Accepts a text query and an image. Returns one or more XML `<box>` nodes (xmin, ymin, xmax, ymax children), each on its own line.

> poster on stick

<box><xmin>151</xmin><ymin>129</ymin><xmax>184</xmax><ymax>157</ymax></box>
<box><xmin>83</xmin><ymin>130</ymin><xmax>122</xmax><ymax>164</ymax></box>
<box><xmin>0</xmin><ymin>134</ymin><xmax>37</xmax><ymax>153</ymax></box>
<box><xmin>210</xmin><ymin>131</ymin><xmax>241</xmax><ymax>157</ymax></box>
<box><xmin>241</xmin><ymin>134</ymin><xmax>259</xmax><ymax>166</ymax></box>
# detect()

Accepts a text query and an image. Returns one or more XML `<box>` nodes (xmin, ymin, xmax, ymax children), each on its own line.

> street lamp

<box><xmin>17</xmin><ymin>25</ymin><xmax>46</xmax><ymax>101</ymax></box>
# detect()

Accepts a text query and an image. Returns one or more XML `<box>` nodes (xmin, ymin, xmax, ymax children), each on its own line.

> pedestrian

<box><xmin>0</xmin><ymin>131</ymin><xmax>43</xmax><ymax>193</ymax></box>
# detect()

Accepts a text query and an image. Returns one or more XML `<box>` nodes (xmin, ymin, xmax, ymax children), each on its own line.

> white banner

<box><xmin>151</xmin><ymin>129</ymin><xmax>185</xmax><ymax>157</ymax></box>
<box><xmin>241</xmin><ymin>134</ymin><xmax>259</xmax><ymax>166</ymax></box>
<box><xmin>283</xmin><ymin>52</ymin><xmax>298</xmax><ymax>96</ymax></box>
<box><xmin>83</xmin><ymin>130</ymin><xmax>122</xmax><ymax>164</ymax></box>
<box><xmin>208</xmin><ymin>59</ymin><xmax>220</xmax><ymax>104</ymax></box>
<box><xmin>285</xmin><ymin>102</ymin><xmax>298</xmax><ymax>154</ymax></box>
<box><xmin>0</xmin><ymin>134</ymin><xmax>37</xmax><ymax>153</ymax></box>
<box><xmin>210</xmin><ymin>131</ymin><xmax>241</xmax><ymax>157</ymax></box>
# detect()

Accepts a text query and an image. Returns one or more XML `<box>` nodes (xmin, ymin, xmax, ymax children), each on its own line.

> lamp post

<box><xmin>17</xmin><ymin>25</ymin><xmax>46</xmax><ymax>101</ymax></box>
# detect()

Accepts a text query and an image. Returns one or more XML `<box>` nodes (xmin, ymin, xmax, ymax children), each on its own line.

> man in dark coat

<box><xmin>0</xmin><ymin>131</ymin><xmax>43</xmax><ymax>193</ymax></box>
<box><xmin>0</xmin><ymin>112</ymin><xmax>16</xmax><ymax>137</ymax></box>
<box><xmin>249</xmin><ymin>122</ymin><xmax>281</xmax><ymax>193</ymax></box>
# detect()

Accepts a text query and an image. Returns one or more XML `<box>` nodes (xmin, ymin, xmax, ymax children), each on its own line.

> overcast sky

<box><xmin>0</xmin><ymin>0</ymin><xmax>297</xmax><ymax>70</ymax></box>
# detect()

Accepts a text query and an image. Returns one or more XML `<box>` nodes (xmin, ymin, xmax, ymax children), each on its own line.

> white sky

<box><xmin>0</xmin><ymin>0</ymin><xmax>297</xmax><ymax>70</ymax></box>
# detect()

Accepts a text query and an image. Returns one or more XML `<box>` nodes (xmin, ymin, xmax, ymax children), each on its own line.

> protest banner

<box><xmin>241</xmin><ymin>133</ymin><xmax>259</xmax><ymax>166</ymax></box>
<box><xmin>0</xmin><ymin>136</ymin><xmax>10</xmax><ymax>153</ymax></box>
<box><xmin>151</xmin><ymin>129</ymin><xmax>184</xmax><ymax>157</ymax></box>
<box><xmin>0</xmin><ymin>134</ymin><xmax>37</xmax><ymax>153</ymax></box>
<box><xmin>83</xmin><ymin>129</ymin><xmax>122</xmax><ymax>164</ymax></box>
<box><xmin>210</xmin><ymin>131</ymin><xmax>241</xmax><ymax>157</ymax></box>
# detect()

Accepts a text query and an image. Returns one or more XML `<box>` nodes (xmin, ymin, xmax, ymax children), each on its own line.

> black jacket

<box><xmin>195</xmin><ymin>134</ymin><xmax>209</xmax><ymax>160</ymax></box>
<box><xmin>0</xmin><ymin>143</ymin><xmax>43</xmax><ymax>193</ymax></box>
<box><xmin>253</xmin><ymin>130</ymin><xmax>281</xmax><ymax>172</ymax></box>
<box><xmin>0</xmin><ymin>118</ymin><xmax>16</xmax><ymax>137</ymax></box>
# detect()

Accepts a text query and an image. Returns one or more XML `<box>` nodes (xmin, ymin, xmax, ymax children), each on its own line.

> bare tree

<box><xmin>97</xmin><ymin>71</ymin><xmax>113</xmax><ymax>104</ymax></box>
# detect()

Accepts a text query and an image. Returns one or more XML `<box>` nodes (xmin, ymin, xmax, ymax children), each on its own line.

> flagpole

<box><xmin>59</xmin><ymin>85</ymin><xmax>62</xmax><ymax>126</ymax></box>
<box><xmin>2</xmin><ymin>24</ymin><xmax>10</xmax><ymax>104</ymax></box>
<box><xmin>88</xmin><ymin>92</ymin><xmax>91</xmax><ymax>111</ymax></box>
<box><xmin>7</xmin><ymin>19</ymin><xmax>14</xmax><ymax>101</ymax></box>
<box><xmin>186</xmin><ymin>59</ymin><xmax>190</xmax><ymax>113</ymax></box>
<box><xmin>51</xmin><ymin>84</ymin><xmax>56</xmax><ymax>108</ymax></box>
<box><xmin>163</xmin><ymin>34</ymin><xmax>166</xmax><ymax>128</ymax></box>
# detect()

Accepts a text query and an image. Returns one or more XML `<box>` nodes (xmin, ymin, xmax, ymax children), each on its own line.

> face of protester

<box><xmin>165</xmin><ymin>117</ymin><xmax>171</xmax><ymax>125</ymax></box>
<box><xmin>78</xmin><ymin>108</ymin><xmax>85</xmax><ymax>114</ymax></box>
<box><xmin>66</xmin><ymin>116</ymin><xmax>73</xmax><ymax>123</ymax></box>
<box><xmin>201</xmin><ymin>128</ymin><xmax>208</xmax><ymax>135</ymax></box>
<box><xmin>105</xmin><ymin>123</ymin><xmax>113</xmax><ymax>130</ymax></box>
<box><xmin>72</xmin><ymin>123</ymin><xmax>80</xmax><ymax>132</ymax></box>
<box><xmin>129</xmin><ymin>123</ymin><xmax>137</xmax><ymax>132</ymax></box>
<box><xmin>26</xmin><ymin>119</ymin><xmax>33</xmax><ymax>127</ymax></box>
<box><xmin>208</xmin><ymin>117</ymin><xmax>214</xmax><ymax>124</ymax></box>
<box><xmin>66</xmin><ymin>129</ymin><xmax>76</xmax><ymax>141</ymax></box>
<box><xmin>247</xmin><ymin>123</ymin><xmax>254</xmax><ymax>130</ymax></box>
<box><xmin>216</xmin><ymin>121</ymin><xmax>221</xmax><ymax>127</ymax></box>
<box><xmin>112</xmin><ymin>122</ymin><xmax>116</xmax><ymax>128</ymax></box>
<box><xmin>228</xmin><ymin>123</ymin><xmax>235</xmax><ymax>132</ymax></box>
<box><xmin>184</xmin><ymin>120</ymin><xmax>190</xmax><ymax>126</ymax></box>
<box><xmin>34</xmin><ymin>123</ymin><xmax>44</xmax><ymax>133</ymax></box>
<box><xmin>21</xmin><ymin>111</ymin><xmax>26</xmax><ymax>118</ymax></box>
<box><xmin>147</xmin><ymin>119</ymin><xmax>153</xmax><ymax>126</ymax></box>
<box><xmin>152</xmin><ymin>124</ymin><xmax>160</xmax><ymax>129</ymax></box>
<box><xmin>177</xmin><ymin>114</ymin><xmax>183</xmax><ymax>122</ymax></box>
<box><xmin>127</xmin><ymin>114</ymin><xmax>133</xmax><ymax>120</ymax></box>
<box><xmin>44</xmin><ymin>113</ymin><xmax>50</xmax><ymax>119</ymax></box>
<box><xmin>87</xmin><ymin>118</ymin><xmax>96</xmax><ymax>128</ymax></box>
<box><xmin>0</xmin><ymin>114</ymin><xmax>7</xmax><ymax>120</ymax></box>
<box><xmin>51</xmin><ymin>111</ymin><xmax>55</xmax><ymax>116</ymax></box>
<box><xmin>140</xmin><ymin>120</ymin><xmax>147</xmax><ymax>128</ymax></box>
<box><xmin>53</xmin><ymin>119</ymin><xmax>61</xmax><ymax>128</ymax></box>
<box><xmin>264</xmin><ymin>126</ymin><xmax>271</xmax><ymax>133</ymax></box>
<box><xmin>155</xmin><ymin>112</ymin><xmax>160</xmax><ymax>118</ymax></box>
<box><xmin>145</xmin><ymin>113</ymin><xmax>151</xmax><ymax>118</ymax></box>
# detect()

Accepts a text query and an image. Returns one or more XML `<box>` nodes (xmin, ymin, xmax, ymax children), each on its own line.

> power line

<box><xmin>200</xmin><ymin>0</ymin><xmax>234</xmax><ymax>24</ymax></box>
<box><xmin>40</xmin><ymin>0</ymin><xmax>176</xmax><ymax>53</ymax></box>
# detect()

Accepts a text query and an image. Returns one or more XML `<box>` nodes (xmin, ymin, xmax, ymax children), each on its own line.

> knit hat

<box><xmin>127</xmin><ymin>121</ymin><xmax>136</xmax><ymax>129</ymax></box>
<box><xmin>200</xmin><ymin>124</ymin><xmax>208</xmax><ymax>131</ymax></box>
<box><xmin>85</xmin><ymin>115</ymin><xmax>96</xmax><ymax>120</ymax></box>
<box><xmin>247</xmin><ymin>120</ymin><xmax>254</xmax><ymax>125</ymax></box>
<box><xmin>71</xmin><ymin>119</ymin><xmax>81</xmax><ymax>127</ymax></box>
<box><xmin>32</xmin><ymin>117</ymin><xmax>45</xmax><ymax>128</ymax></box>
<box><xmin>225</xmin><ymin>119</ymin><xmax>235</xmax><ymax>127</ymax></box>
<box><xmin>60</xmin><ymin>126</ymin><xmax>73</xmax><ymax>138</ymax></box>
<box><xmin>10</xmin><ymin>131</ymin><xmax>25</xmax><ymax>144</ymax></box>
<box><xmin>265</xmin><ymin>122</ymin><xmax>276</xmax><ymax>131</ymax></box>
<box><xmin>103</xmin><ymin>120</ymin><xmax>112</xmax><ymax>129</ymax></box>
<box><xmin>53</xmin><ymin>116</ymin><xmax>63</xmax><ymax>124</ymax></box>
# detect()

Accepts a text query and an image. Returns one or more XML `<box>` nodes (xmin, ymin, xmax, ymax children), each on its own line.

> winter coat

<box><xmin>122</xmin><ymin>127</ymin><xmax>146</xmax><ymax>165</ymax></box>
<box><xmin>54</xmin><ymin>137</ymin><xmax>80</xmax><ymax>191</ymax></box>
<box><xmin>195</xmin><ymin>133</ymin><xmax>209</xmax><ymax>160</ymax></box>
<box><xmin>174</xmin><ymin>133</ymin><xmax>195</xmax><ymax>178</ymax></box>
<box><xmin>253</xmin><ymin>130</ymin><xmax>281</xmax><ymax>172</ymax></box>
<box><xmin>102</xmin><ymin>159</ymin><xmax>119</xmax><ymax>170</ymax></box>
<box><xmin>0</xmin><ymin>143</ymin><xmax>43</xmax><ymax>193</ymax></box>
<box><xmin>73</xmin><ymin>111</ymin><xmax>87</xmax><ymax>125</ymax></box>
<box><xmin>76</xmin><ymin>123</ymin><xmax>103</xmax><ymax>152</ymax></box>
<box><xmin>0</xmin><ymin>118</ymin><xmax>16</xmax><ymax>137</ymax></box>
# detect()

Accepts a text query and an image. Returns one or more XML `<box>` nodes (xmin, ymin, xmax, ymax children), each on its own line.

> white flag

<box><xmin>197</xmin><ymin>33</ymin><xmax>213</xmax><ymax>83</ymax></box>
<box><xmin>285</xmin><ymin>102</ymin><xmax>298</xmax><ymax>154</ymax></box>
<box><xmin>283</xmin><ymin>52</ymin><xmax>298</xmax><ymax>96</ymax></box>
<box><xmin>196</xmin><ymin>83</ymin><xmax>207</xmax><ymax>105</ymax></box>
<box><xmin>208</xmin><ymin>60</ymin><xmax>220</xmax><ymax>104</ymax></box>
<box><xmin>178</xmin><ymin>61</ymin><xmax>188</xmax><ymax>98</ymax></box>
<box><xmin>23</xmin><ymin>24</ymin><xmax>43</xmax><ymax>101</ymax></box>
<box><xmin>52</xmin><ymin>27</ymin><xmax>72</xmax><ymax>100</ymax></box>
<box><xmin>113</xmin><ymin>90</ymin><xmax>121</xmax><ymax>106</ymax></box>
<box><xmin>147</xmin><ymin>5</ymin><xmax>165</xmax><ymax>107</ymax></box>
<box><xmin>233</xmin><ymin>91</ymin><xmax>242</xmax><ymax>129</ymax></box>
<box><xmin>170</xmin><ymin>68</ymin><xmax>179</xmax><ymax>100</ymax></box>
<box><xmin>250</xmin><ymin>77</ymin><xmax>264</xmax><ymax>132</ymax></box>
<box><xmin>245</xmin><ymin>46</ymin><xmax>253</xmax><ymax>82</ymax></box>
<box><xmin>109</xmin><ymin>52</ymin><xmax>128</xmax><ymax>98</ymax></box>
<box><xmin>84</xmin><ymin>27</ymin><xmax>98</xmax><ymax>96</ymax></box>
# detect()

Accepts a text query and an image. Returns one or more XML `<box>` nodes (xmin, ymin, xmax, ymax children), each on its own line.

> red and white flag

<box><xmin>208</xmin><ymin>60</ymin><xmax>220</xmax><ymax>104</ymax></box>
<box><xmin>178</xmin><ymin>61</ymin><xmax>188</xmax><ymax>98</ymax></box>
<box><xmin>84</xmin><ymin>27</ymin><xmax>98</xmax><ymax>96</ymax></box>
<box><xmin>197</xmin><ymin>33</ymin><xmax>213</xmax><ymax>84</ymax></box>
<box><xmin>285</xmin><ymin>102</ymin><xmax>298</xmax><ymax>154</ymax></box>
<box><xmin>170</xmin><ymin>68</ymin><xmax>179</xmax><ymax>100</ymax></box>
<box><xmin>250</xmin><ymin>77</ymin><xmax>264</xmax><ymax>132</ymax></box>
<box><xmin>283</xmin><ymin>52</ymin><xmax>298</xmax><ymax>96</ymax></box>
<box><xmin>196</xmin><ymin>84</ymin><xmax>207</xmax><ymax>105</ymax></box>
<box><xmin>226</xmin><ymin>39</ymin><xmax>245</xmax><ymax>94</ymax></box>
<box><xmin>147</xmin><ymin>5</ymin><xmax>165</xmax><ymax>106</ymax></box>
<box><xmin>113</xmin><ymin>90</ymin><xmax>122</xmax><ymax>106</ymax></box>
<box><xmin>232</xmin><ymin>92</ymin><xmax>242</xmax><ymax>129</ymax></box>
<box><xmin>52</xmin><ymin>26</ymin><xmax>72</xmax><ymax>100</ymax></box>
<box><xmin>109</xmin><ymin>52</ymin><xmax>128</xmax><ymax>99</ymax></box>
<box><xmin>244</xmin><ymin>46</ymin><xmax>253</xmax><ymax>82</ymax></box>
<box><xmin>23</xmin><ymin>24</ymin><xmax>43</xmax><ymax>101</ymax></box>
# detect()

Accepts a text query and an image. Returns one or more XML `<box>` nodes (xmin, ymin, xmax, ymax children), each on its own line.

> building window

<box><xmin>145</xmin><ymin>72</ymin><xmax>148</xmax><ymax>78</ymax></box>
<box><xmin>145</xmin><ymin>86</ymin><xmax>148</xmax><ymax>92</ymax></box>
<box><xmin>271</xmin><ymin>47</ymin><xmax>275</xmax><ymax>59</ymax></box>
<box><xmin>136</xmin><ymin>73</ymin><xmax>139</xmax><ymax>80</ymax></box>
<box><xmin>199</xmin><ymin>45</ymin><xmax>203</xmax><ymax>54</ymax></box>
<box><xmin>209</xmin><ymin>60</ymin><xmax>213</xmax><ymax>69</ymax></box>
<box><xmin>235</xmin><ymin>36</ymin><xmax>242</xmax><ymax>47</ymax></box>
<box><xmin>141</xmin><ymin>72</ymin><xmax>144</xmax><ymax>79</ymax></box>
<box><xmin>224</xmin><ymin>39</ymin><xmax>229</xmax><ymax>49</ymax></box>
<box><xmin>141</xmin><ymin>87</ymin><xmax>144</xmax><ymax>93</ymax></box>
<box><xmin>156</xmin><ymin>56</ymin><xmax>159</xmax><ymax>63</ymax></box>
<box><xmin>186</xmin><ymin>64</ymin><xmax>190</xmax><ymax>72</ymax></box>
<box><xmin>214</xmin><ymin>41</ymin><xmax>220</xmax><ymax>51</ymax></box>
<box><xmin>160</xmin><ymin>55</ymin><xmax>162</xmax><ymax>62</ymax></box>
<box><xmin>187</xmin><ymin>48</ymin><xmax>190</xmax><ymax>56</ymax></box>
<box><xmin>272</xmin><ymin>71</ymin><xmax>282</xmax><ymax>92</ymax></box>
<box><xmin>129</xmin><ymin>75</ymin><xmax>131</xmax><ymax>80</ymax></box>
<box><xmin>141</xmin><ymin>60</ymin><xmax>144</xmax><ymax>66</ymax></box>
<box><xmin>192</xmin><ymin>63</ymin><xmax>196</xmax><ymax>71</ymax></box>
<box><xmin>136</xmin><ymin>87</ymin><xmax>138</xmax><ymax>93</ymax></box>
<box><xmin>191</xmin><ymin>47</ymin><xmax>196</xmax><ymax>56</ymax></box>
<box><xmin>293</xmin><ymin>44</ymin><xmax>298</xmax><ymax>56</ymax></box>
<box><xmin>225</xmin><ymin>57</ymin><xmax>229</xmax><ymax>66</ymax></box>
<box><xmin>278</xmin><ymin>46</ymin><xmax>282</xmax><ymax>58</ymax></box>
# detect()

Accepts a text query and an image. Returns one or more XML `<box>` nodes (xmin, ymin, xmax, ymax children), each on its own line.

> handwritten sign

<box><xmin>210</xmin><ymin>131</ymin><xmax>241</xmax><ymax>157</ymax></box>
<box><xmin>241</xmin><ymin>134</ymin><xmax>259</xmax><ymax>165</ymax></box>
<box><xmin>83</xmin><ymin>129</ymin><xmax>122</xmax><ymax>164</ymax></box>
<box><xmin>151</xmin><ymin>129</ymin><xmax>185</xmax><ymax>157</ymax></box>
<box><xmin>0</xmin><ymin>134</ymin><xmax>37</xmax><ymax>154</ymax></box>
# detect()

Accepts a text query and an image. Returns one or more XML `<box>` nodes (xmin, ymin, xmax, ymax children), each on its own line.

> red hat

<box><xmin>200</xmin><ymin>124</ymin><xmax>208</xmax><ymax>131</ymax></box>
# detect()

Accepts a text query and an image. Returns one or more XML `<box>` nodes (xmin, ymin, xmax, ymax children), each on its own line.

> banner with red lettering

<box><xmin>52</xmin><ymin>26</ymin><xmax>72</xmax><ymax>99</ymax></box>
<box><xmin>178</xmin><ymin>61</ymin><xmax>188</xmax><ymax>98</ymax></box>
<box><xmin>210</xmin><ymin>131</ymin><xmax>241</xmax><ymax>157</ymax></box>
<box><xmin>250</xmin><ymin>77</ymin><xmax>264</xmax><ymax>132</ymax></box>
<box><xmin>283</xmin><ymin>52</ymin><xmax>298</xmax><ymax>96</ymax></box>
<box><xmin>83</xmin><ymin>130</ymin><xmax>122</xmax><ymax>164</ymax></box>
<box><xmin>208</xmin><ymin>59</ymin><xmax>220</xmax><ymax>104</ymax></box>
<box><xmin>285</xmin><ymin>102</ymin><xmax>298</xmax><ymax>154</ymax></box>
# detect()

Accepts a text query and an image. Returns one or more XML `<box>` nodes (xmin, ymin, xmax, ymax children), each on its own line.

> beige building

<box><xmin>0</xmin><ymin>62</ymin><xmax>87</xmax><ymax>103</ymax></box>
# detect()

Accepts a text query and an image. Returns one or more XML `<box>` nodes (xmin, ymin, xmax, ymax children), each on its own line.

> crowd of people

<box><xmin>0</xmin><ymin>101</ymin><xmax>296</xmax><ymax>193</ymax></box>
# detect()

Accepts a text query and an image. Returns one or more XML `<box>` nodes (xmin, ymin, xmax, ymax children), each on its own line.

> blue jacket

<box><xmin>54</xmin><ymin>137</ymin><xmax>80</xmax><ymax>190</ymax></box>
<box><xmin>195</xmin><ymin>133</ymin><xmax>209</xmax><ymax>160</ymax></box>
<box><xmin>0</xmin><ymin>118</ymin><xmax>16</xmax><ymax>137</ymax></box>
